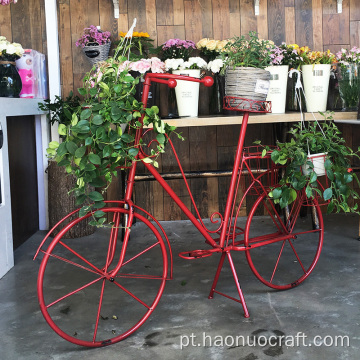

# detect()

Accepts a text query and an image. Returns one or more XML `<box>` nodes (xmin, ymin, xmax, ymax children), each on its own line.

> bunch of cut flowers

<box><xmin>0</xmin><ymin>0</ymin><xmax>17</xmax><ymax>4</ymax></box>
<box><xmin>336</xmin><ymin>46</ymin><xmax>360</xmax><ymax>66</ymax></box>
<box><xmin>298</xmin><ymin>46</ymin><xmax>336</xmax><ymax>65</ymax></box>
<box><xmin>196</xmin><ymin>38</ymin><xmax>229</xmax><ymax>61</ymax></box>
<box><xmin>0</xmin><ymin>36</ymin><xmax>24</xmax><ymax>61</ymax></box>
<box><xmin>158</xmin><ymin>39</ymin><xmax>196</xmax><ymax>61</ymax></box>
<box><xmin>164</xmin><ymin>56</ymin><xmax>207</xmax><ymax>72</ymax></box>
<box><xmin>117</xmin><ymin>31</ymin><xmax>154</xmax><ymax>60</ymax></box>
<box><xmin>75</xmin><ymin>25</ymin><xmax>111</xmax><ymax>48</ymax></box>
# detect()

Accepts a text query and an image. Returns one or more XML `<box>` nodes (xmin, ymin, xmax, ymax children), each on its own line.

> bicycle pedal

<box><xmin>178</xmin><ymin>249</ymin><xmax>219</xmax><ymax>260</ymax></box>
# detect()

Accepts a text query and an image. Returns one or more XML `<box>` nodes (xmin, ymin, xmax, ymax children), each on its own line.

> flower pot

<box><xmin>265</xmin><ymin>65</ymin><xmax>289</xmax><ymax>113</ymax></box>
<box><xmin>0</xmin><ymin>61</ymin><xmax>22</xmax><ymax>98</ymax></box>
<box><xmin>302</xmin><ymin>152</ymin><xmax>327</xmax><ymax>177</ymax></box>
<box><xmin>301</xmin><ymin>64</ymin><xmax>331</xmax><ymax>112</ymax></box>
<box><xmin>82</xmin><ymin>42</ymin><xmax>111</xmax><ymax>66</ymax></box>
<box><xmin>336</xmin><ymin>63</ymin><xmax>360</xmax><ymax>112</ymax></box>
<box><xmin>225</xmin><ymin>67</ymin><xmax>270</xmax><ymax>110</ymax></box>
<box><xmin>286</xmin><ymin>71</ymin><xmax>306</xmax><ymax>111</ymax></box>
<box><xmin>172</xmin><ymin>69</ymin><xmax>200</xmax><ymax>117</ymax></box>
<box><xmin>209</xmin><ymin>73</ymin><xmax>224</xmax><ymax>115</ymax></box>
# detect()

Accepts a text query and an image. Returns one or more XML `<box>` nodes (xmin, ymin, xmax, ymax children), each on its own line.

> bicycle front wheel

<box><xmin>244</xmin><ymin>190</ymin><xmax>324</xmax><ymax>290</ymax></box>
<box><xmin>37</xmin><ymin>207</ymin><xmax>168</xmax><ymax>347</ymax></box>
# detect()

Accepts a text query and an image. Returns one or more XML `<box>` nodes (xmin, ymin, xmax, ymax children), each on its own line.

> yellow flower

<box><xmin>119</xmin><ymin>31</ymin><xmax>150</xmax><ymax>38</ymax></box>
<box><xmin>300</xmin><ymin>46</ymin><xmax>310</xmax><ymax>53</ymax></box>
<box><xmin>206</xmin><ymin>39</ymin><xmax>219</xmax><ymax>51</ymax></box>
<box><xmin>196</xmin><ymin>38</ymin><xmax>210</xmax><ymax>49</ymax></box>
<box><xmin>288</xmin><ymin>44</ymin><xmax>299</xmax><ymax>50</ymax></box>
<box><xmin>216</xmin><ymin>40</ymin><xmax>228</xmax><ymax>51</ymax></box>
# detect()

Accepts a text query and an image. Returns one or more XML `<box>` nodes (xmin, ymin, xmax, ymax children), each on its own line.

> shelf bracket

<box><xmin>254</xmin><ymin>0</ymin><xmax>260</xmax><ymax>16</ymax></box>
<box><xmin>113</xmin><ymin>0</ymin><xmax>119</xmax><ymax>18</ymax></box>
<box><xmin>337</xmin><ymin>0</ymin><xmax>342</xmax><ymax>13</ymax></box>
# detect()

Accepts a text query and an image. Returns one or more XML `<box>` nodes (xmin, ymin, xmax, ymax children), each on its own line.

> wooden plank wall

<box><xmin>0</xmin><ymin>0</ymin><xmax>46</xmax><ymax>55</ymax></box>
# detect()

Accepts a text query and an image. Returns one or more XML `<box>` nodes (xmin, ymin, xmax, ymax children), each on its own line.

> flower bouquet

<box><xmin>116</xmin><ymin>31</ymin><xmax>154</xmax><ymax>60</ymax></box>
<box><xmin>196</xmin><ymin>38</ymin><xmax>228</xmax><ymax>61</ymax></box>
<box><xmin>0</xmin><ymin>36</ymin><xmax>24</xmax><ymax>97</ymax></box>
<box><xmin>164</xmin><ymin>57</ymin><xmax>208</xmax><ymax>117</ymax></box>
<box><xmin>0</xmin><ymin>0</ymin><xmax>17</xmax><ymax>4</ymax></box>
<box><xmin>299</xmin><ymin>47</ymin><xmax>336</xmax><ymax>112</ymax></box>
<box><xmin>336</xmin><ymin>47</ymin><xmax>360</xmax><ymax>111</ymax></box>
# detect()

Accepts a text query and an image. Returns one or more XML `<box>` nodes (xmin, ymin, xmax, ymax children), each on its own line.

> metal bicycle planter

<box><xmin>34</xmin><ymin>73</ymin><xmax>324</xmax><ymax>347</ymax></box>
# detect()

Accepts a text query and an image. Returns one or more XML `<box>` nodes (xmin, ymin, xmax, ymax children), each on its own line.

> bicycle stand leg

<box><xmin>227</xmin><ymin>252</ymin><xmax>250</xmax><ymax>318</ymax></box>
<box><xmin>208</xmin><ymin>251</ymin><xmax>250</xmax><ymax>318</ymax></box>
<box><xmin>208</xmin><ymin>252</ymin><xmax>226</xmax><ymax>299</ymax></box>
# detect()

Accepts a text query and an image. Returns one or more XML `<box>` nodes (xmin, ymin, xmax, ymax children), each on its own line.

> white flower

<box><xmin>207</xmin><ymin>58</ymin><xmax>224</xmax><ymax>73</ymax></box>
<box><xmin>164</xmin><ymin>58</ymin><xmax>184</xmax><ymax>71</ymax></box>
<box><xmin>179</xmin><ymin>57</ymin><xmax>207</xmax><ymax>70</ymax></box>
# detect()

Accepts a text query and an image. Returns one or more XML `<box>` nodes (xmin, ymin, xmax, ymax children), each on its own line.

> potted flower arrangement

<box><xmin>266</xmin><ymin>43</ymin><xmax>301</xmax><ymax>113</ymax></box>
<box><xmin>46</xmin><ymin>48</ymin><xmax>174</xmax><ymax>226</ymax></box>
<box><xmin>164</xmin><ymin>56</ymin><xmax>207</xmax><ymax>117</ymax></box>
<box><xmin>299</xmin><ymin>47</ymin><xmax>336</xmax><ymax>112</ymax></box>
<box><xmin>335</xmin><ymin>47</ymin><xmax>360</xmax><ymax>111</ymax></box>
<box><xmin>257</xmin><ymin>112</ymin><xmax>360</xmax><ymax>214</ymax></box>
<box><xmin>196</xmin><ymin>38</ymin><xmax>229</xmax><ymax>115</ymax></box>
<box><xmin>75</xmin><ymin>25</ymin><xmax>111</xmax><ymax>66</ymax></box>
<box><xmin>0</xmin><ymin>36</ymin><xmax>24</xmax><ymax>97</ymax></box>
<box><xmin>221</xmin><ymin>31</ymin><xmax>272</xmax><ymax>109</ymax></box>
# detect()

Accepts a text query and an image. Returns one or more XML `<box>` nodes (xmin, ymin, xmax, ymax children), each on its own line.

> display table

<box><xmin>0</xmin><ymin>98</ymin><xmax>48</xmax><ymax>279</ymax></box>
<box><xmin>160</xmin><ymin>111</ymin><xmax>358</xmax><ymax>127</ymax></box>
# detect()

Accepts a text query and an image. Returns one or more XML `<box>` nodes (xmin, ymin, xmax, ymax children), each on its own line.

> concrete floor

<box><xmin>0</xmin><ymin>213</ymin><xmax>359</xmax><ymax>360</ymax></box>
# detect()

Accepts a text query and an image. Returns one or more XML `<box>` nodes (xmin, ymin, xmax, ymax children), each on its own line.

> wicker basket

<box><xmin>82</xmin><ymin>42</ymin><xmax>111</xmax><ymax>66</ymax></box>
<box><xmin>225</xmin><ymin>67</ymin><xmax>270</xmax><ymax>109</ymax></box>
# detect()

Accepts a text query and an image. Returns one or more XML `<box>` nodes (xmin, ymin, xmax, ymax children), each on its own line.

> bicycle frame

<box><xmin>125</xmin><ymin>72</ymin><xmax>251</xmax><ymax>251</ymax></box>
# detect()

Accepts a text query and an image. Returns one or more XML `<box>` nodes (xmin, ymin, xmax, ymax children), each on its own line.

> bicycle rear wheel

<box><xmin>244</xmin><ymin>190</ymin><xmax>323</xmax><ymax>289</ymax></box>
<box><xmin>37</xmin><ymin>207</ymin><xmax>168</xmax><ymax>347</ymax></box>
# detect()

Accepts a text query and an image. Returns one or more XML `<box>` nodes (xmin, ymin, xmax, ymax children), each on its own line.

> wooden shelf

<box><xmin>160</xmin><ymin>111</ymin><xmax>358</xmax><ymax>127</ymax></box>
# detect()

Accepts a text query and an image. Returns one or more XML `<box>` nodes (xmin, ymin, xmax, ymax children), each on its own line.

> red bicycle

<box><xmin>34</xmin><ymin>73</ymin><xmax>324</xmax><ymax>347</ymax></box>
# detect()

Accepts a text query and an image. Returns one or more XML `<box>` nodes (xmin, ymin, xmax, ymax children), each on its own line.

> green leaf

<box><xmin>94</xmin><ymin>210</ymin><xmax>106</xmax><ymax>218</ymax></box>
<box><xmin>128</xmin><ymin>148</ymin><xmax>139</xmax><ymax>157</ymax></box>
<box><xmin>271</xmin><ymin>150</ymin><xmax>280</xmax><ymax>163</ymax></box>
<box><xmin>327</xmin><ymin>200</ymin><xmax>335</xmax><ymax>214</ymax></box>
<box><xmin>80</xmin><ymin>108</ymin><xmax>92</xmax><ymax>120</ymax></box>
<box><xmin>305</xmin><ymin>186</ymin><xmax>313</xmax><ymax>198</ymax></box>
<box><xmin>75</xmin><ymin>194</ymin><xmax>86</xmax><ymax>206</ymax></box>
<box><xmin>85</xmin><ymin>136</ymin><xmax>93</xmax><ymax>146</ymax></box>
<box><xmin>92</xmin><ymin>114</ymin><xmax>103</xmax><ymax>125</ymax></box>
<box><xmin>288</xmin><ymin>188</ymin><xmax>297</xmax><ymax>204</ymax></box>
<box><xmin>78</xmin><ymin>87</ymin><xmax>87</xmax><ymax>96</ymax></box>
<box><xmin>309</xmin><ymin>171</ymin><xmax>317</xmax><ymax>184</ymax></box>
<box><xmin>89</xmin><ymin>177</ymin><xmax>106</xmax><ymax>187</ymax></box>
<box><xmin>48</xmin><ymin>141</ymin><xmax>59</xmax><ymax>150</ymax></box>
<box><xmin>121</xmin><ymin>133</ymin><xmax>134</xmax><ymax>143</ymax></box>
<box><xmin>344</xmin><ymin>173</ymin><xmax>353</xmax><ymax>184</ymax></box>
<box><xmin>261</xmin><ymin>149</ymin><xmax>267</xmax><ymax>158</ymax></box>
<box><xmin>326</xmin><ymin>169</ymin><xmax>334</xmax><ymax>181</ymax></box>
<box><xmin>323</xmin><ymin>188</ymin><xmax>333</xmax><ymax>201</ymax></box>
<box><xmin>71</xmin><ymin>113</ymin><xmax>79</xmax><ymax>126</ymax></box>
<box><xmin>88</xmin><ymin>153</ymin><xmax>101</xmax><ymax>165</ymax></box>
<box><xmin>88</xmin><ymin>191</ymin><xmax>104</xmax><ymax>202</ymax></box>
<box><xmin>89</xmin><ymin>87</ymin><xmax>98</xmax><ymax>96</ymax></box>
<box><xmin>84</xmin><ymin>163</ymin><xmax>96</xmax><ymax>171</ymax></box>
<box><xmin>74</xmin><ymin>146</ymin><xmax>86</xmax><ymax>158</ymax></box>
<box><xmin>272</xmin><ymin>187</ymin><xmax>282</xmax><ymax>199</ymax></box>
<box><xmin>156</xmin><ymin>133</ymin><xmax>166</xmax><ymax>145</ymax></box>
<box><xmin>103</xmin><ymin>145</ymin><xmax>112</xmax><ymax>158</ymax></box>
<box><xmin>58</xmin><ymin>124</ymin><xmax>67</xmax><ymax>136</ymax></box>
<box><xmin>66</xmin><ymin>141</ymin><xmax>78</xmax><ymax>155</ymax></box>
<box><xmin>324</xmin><ymin>159</ymin><xmax>332</xmax><ymax>170</ymax></box>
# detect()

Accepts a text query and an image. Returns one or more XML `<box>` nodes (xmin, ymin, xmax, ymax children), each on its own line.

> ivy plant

<box><xmin>46</xmin><ymin>56</ymin><xmax>176</xmax><ymax>226</ymax></box>
<box><xmin>256</xmin><ymin>112</ymin><xmax>360</xmax><ymax>214</ymax></box>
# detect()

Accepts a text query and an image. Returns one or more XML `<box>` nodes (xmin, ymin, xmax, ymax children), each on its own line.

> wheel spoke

<box><xmin>93</xmin><ymin>279</ymin><xmax>106</xmax><ymax>343</ymax></box>
<box><xmin>269</xmin><ymin>240</ymin><xmax>286</xmax><ymax>283</ymax></box>
<box><xmin>47</xmin><ymin>276</ymin><xmax>103</xmax><ymax>308</ymax></box>
<box><xmin>121</xmin><ymin>241</ymin><xmax>160</xmax><ymax>267</ymax></box>
<box><xmin>113</xmin><ymin>279</ymin><xmax>151</xmax><ymax>309</ymax></box>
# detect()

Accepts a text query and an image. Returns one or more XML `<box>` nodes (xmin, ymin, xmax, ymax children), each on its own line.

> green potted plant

<box><xmin>46</xmin><ymin>52</ymin><xmax>175</xmax><ymax>226</ymax></box>
<box><xmin>257</xmin><ymin>112</ymin><xmax>360</xmax><ymax>214</ymax></box>
<box><xmin>221</xmin><ymin>31</ymin><xmax>272</xmax><ymax>108</ymax></box>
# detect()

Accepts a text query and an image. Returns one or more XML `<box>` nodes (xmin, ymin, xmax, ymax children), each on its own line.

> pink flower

<box><xmin>130</xmin><ymin>59</ymin><xmax>152</xmax><ymax>74</ymax></box>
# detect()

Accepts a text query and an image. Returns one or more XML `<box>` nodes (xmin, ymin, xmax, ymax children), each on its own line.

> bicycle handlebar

<box><xmin>144</xmin><ymin>72</ymin><xmax>214</xmax><ymax>88</ymax></box>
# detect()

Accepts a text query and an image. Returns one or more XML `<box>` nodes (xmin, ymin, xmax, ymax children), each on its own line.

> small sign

<box><xmin>312</xmin><ymin>70</ymin><xmax>323</xmax><ymax>76</ymax></box>
<box><xmin>270</xmin><ymin>74</ymin><xmax>279</xmax><ymax>80</ymax></box>
<box><xmin>255</xmin><ymin>79</ymin><xmax>270</xmax><ymax>94</ymax></box>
